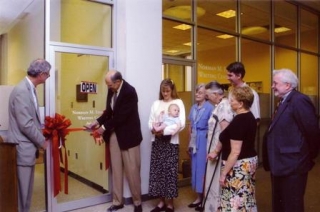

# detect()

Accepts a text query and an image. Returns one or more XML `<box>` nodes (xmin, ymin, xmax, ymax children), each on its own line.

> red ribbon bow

<box><xmin>43</xmin><ymin>113</ymin><xmax>83</xmax><ymax>197</ymax></box>
<box><xmin>43</xmin><ymin>113</ymin><xmax>110</xmax><ymax>197</ymax></box>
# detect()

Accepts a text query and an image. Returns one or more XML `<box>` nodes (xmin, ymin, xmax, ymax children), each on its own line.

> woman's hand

<box><xmin>187</xmin><ymin>147</ymin><xmax>193</xmax><ymax>157</ymax></box>
<box><xmin>207</xmin><ymin>151</ymin><xmax>218</xmax><ymax>161</ymax></box>
<box><xmin>219</xmin><ymin>173</ymin><xmax>226</xmax><ymax>186</ymax></box>
<box><xmin>152</xmin><ymin>129</ymin><xmax>163</xmax><ymax>137</ymax></box>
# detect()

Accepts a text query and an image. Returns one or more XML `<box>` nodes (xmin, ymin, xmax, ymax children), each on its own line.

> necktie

<box><xmin>113</xmin><ymin>91</ymin><xmax>117</xmax><ymax>109</ymax></box>
<box><xmin>272</xmin><ymin>97</ymin><xmax>283</xmax><ymax>119</ymax></box>
<box><xmin>33</xmin><ymin>88</ymin><xmax>40</xmax><ymax>116</ymax></box>
<box><xmin>33</xmin><ymin>88</ymin><xmax>38</xmax><ymax>108</ymax></box>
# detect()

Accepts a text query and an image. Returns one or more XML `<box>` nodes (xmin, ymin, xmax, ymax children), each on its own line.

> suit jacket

<box><xmin>263</xmin><ymin>89</ymin><xmax>319</xmax><ymax>176</ymax></box>
<box><xmin>97</xmin><ymin>80</ymin><xmax>142</xmax><ymax>150</ymax></box>
<box><xmin>7</xmin><ymin>78</ymin><xmax>45</xmax><ymax>166</ymax></box>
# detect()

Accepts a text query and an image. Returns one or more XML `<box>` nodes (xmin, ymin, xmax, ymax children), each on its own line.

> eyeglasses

<box><xmin>206</xmin><ymin>92</ymin><xmax>217</xmax><ymax>96</ymax></box>
<box><xmin>42</xmin><ymin>72</ymin><xmax>50</xmax><ymax>77</ymax></box>
<box><xmin>195</xmin><ymin>91</ymin><xmax>205</xmax><ymax>95</ymax></box>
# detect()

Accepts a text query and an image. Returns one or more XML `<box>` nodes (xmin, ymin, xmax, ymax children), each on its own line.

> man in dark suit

<box><xmin>263</xmin><ymin>68</ymin><xmax>320</xmax><ymax>212</ymax></box>
<box><xmin>7</xmin><ymin>59</ymin><xmax>51</xmax><ymax>212</ymax></box>
<box><xmin>86</xmin><ymin>70</ymin><xmax>143</xmax><ymax>212</ymax></box>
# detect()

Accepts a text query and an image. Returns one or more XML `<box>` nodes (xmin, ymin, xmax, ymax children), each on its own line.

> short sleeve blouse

<box><xmin>219</xmin><ymin>112</ymin><xmax>257</xmax><ymax>160</ymax></box>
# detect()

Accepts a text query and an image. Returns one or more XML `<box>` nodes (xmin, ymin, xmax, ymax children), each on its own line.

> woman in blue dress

<box><xmin>187</xmin><ymin>84</ymin><xmax>214</xmax><ymax>208</ymax></box>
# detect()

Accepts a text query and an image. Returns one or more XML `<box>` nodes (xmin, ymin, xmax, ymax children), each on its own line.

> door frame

<box><xmin>162</xmin><ymin>57</ymin><xmax>196</xmax><ymax>103</ymax></box>
<box><xmin>162</xmin><ymin>58</ymin><xmax>196</xmax><ymax>186</ymax></box>
<box><xmin>46</xmin><ymin>42</ymin><xmax>114</xmax><ymax>212</ymax></box>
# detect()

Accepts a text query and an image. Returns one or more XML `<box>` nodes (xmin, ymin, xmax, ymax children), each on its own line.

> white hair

<box><xmin>273</xmin><ymin>68</ymin><xmax>298</xmax><ymax>89</ymax></box>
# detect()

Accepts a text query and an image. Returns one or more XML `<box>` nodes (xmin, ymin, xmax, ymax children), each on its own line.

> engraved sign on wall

<box><xmin>197</xmin><ymin>63</ymin><xmax>228</xmax><ymax>84</ymax></box>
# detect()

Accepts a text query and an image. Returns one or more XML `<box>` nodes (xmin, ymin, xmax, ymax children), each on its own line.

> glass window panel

<box><xmin>197</xmin><ymin>28</ymin><xmax>236</xmax><ymax>84</ymax></box>
<box><xmin>55</xmin><ymin>52</ymin><xmax>110</xmax><ymax>204</ymax></box>
<box><xmin>240</xmin><ymin>0</ymin><xmax>271</xmax><ymax>41</ymax></box>
<box><xmin>274</xmin><ymin>47</ymin><xmax>297</xmax><ymax>73</ymax></box>
<box><xmin>301</xmin><ymin>9</ymin><xmax>318</xmax><ymax>53</ymax></box>
<box><xmin>242</xmin><ymin>40</ymin><xmax>270</xmax><ymax>96</ymax></box>
<box><xmin>198</xmin><ymin>0</ymin><xmax>237</xmax><ymax>32</ymax></box>
<box><xmin>241</xmin><ymin>39</ymin><xmax>271</xmax><ymax>119</ymax></box>
<box><xmin>162</xmin><ymin>63</ymin><xmax>192</xmax><ymax>179</ymax></box>
<box><xmin>242</xmin><ymin>39</ymin><xmax>271</xmax><ymax>163</ymax></box>
<box><xmin>274</xmin><ymin>1</ymin><xmax>297</xmax><ymax>48</ymax></box>
<box><xmin>301</xmin><ymin>53</ymin><xmax>318</xmax><ymax>109</ymax></box>
<box><xmin>50</xmin><ymin>0</ymin><xmax>112</xmax><ymax>48</ymax></box>
<box><xmin>163</xmin><ymin>0</ymin><xmax>193</xmax><ymax>21</ymax></box>
<box><xmin>163</xmin><ymin>19</ymin><xmax>192</xmax><ymax>58</ymax></box>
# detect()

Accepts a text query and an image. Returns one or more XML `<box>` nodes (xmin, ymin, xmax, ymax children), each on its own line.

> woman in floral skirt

<box><xmin>208</xmin><ymin>86</ymin><xmax>258</xmax><ymax>211</ymax></box>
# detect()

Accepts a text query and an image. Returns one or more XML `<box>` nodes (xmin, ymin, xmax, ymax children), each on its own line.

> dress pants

<box><xmin>109</xmin><ymin>132</ymin><xmax>142</xmax><ymax>206</ymax></box>
<box><xmin>271</xmin><ymin>173</ymin><xmax>308</xmax><ymax>212</ymax></box>
<box><xmin>17</xmin><ymin>165</ymin><xmax>35</xmax><ymax>212</ymax></box>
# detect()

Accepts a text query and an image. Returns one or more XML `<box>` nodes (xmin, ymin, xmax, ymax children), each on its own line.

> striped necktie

<box><xmin>272</xmin><ymin>97</ymin><xmax>283</xmax><ymax>119</ymax></box>
<box><xmin>33</xmin><ymin>88</ymin><xmax>41</xmax><ymax>116</ymax></box>
<box><xmin>33</xmin><ymin>88</ymin><xmax>38</xmax><ymax>108</ymax></box>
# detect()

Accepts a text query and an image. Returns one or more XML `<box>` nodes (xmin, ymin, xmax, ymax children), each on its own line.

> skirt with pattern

<box><xmin>219</xmin><ymin>156</ymin><xmax>258</xmax><ymax>212</ymax></box>
<box><xmin>148</xmin><ymin>137</ymin><xmax>179</xmax><ymax>199</ymax></box>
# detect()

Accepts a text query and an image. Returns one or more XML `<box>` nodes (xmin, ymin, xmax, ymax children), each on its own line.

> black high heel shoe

<box><xmin>150</xmin><ymin>204</ymin><xmax>166</xmax><ymax>212</ymax></box>
<box><xmin>188</xmin><ymin>202</ymin><xmax>201</xmax><ymax>208</ymax></box>
<box><xmin>195</xmin><ymin>205</ymin><xmax>204</xmax><ymax>211</ymax></box>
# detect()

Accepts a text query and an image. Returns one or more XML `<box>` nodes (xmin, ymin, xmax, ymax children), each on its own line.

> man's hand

<box><xmin>84</xmin><ymin>121</ymin><xmax>99</xmax><ymax>130</ymax></box>
<box><xmin>95</xmin><ymin>126</ymin><xmax>105</xmax><ymax>135</ymax></box>
<box><xmin>91</xmin><ymin>127</ymin><xmax>105</xmax><ymax>145</ymax></box>
<box><xmin>42</xmin><ymin>139</ymin><xmax>49</xmax><ymax>150</ymax></box>
<box><xmin>93</xmin><ymin>134</ymin><xmax>104</xmax><ymax>145</ymax></box>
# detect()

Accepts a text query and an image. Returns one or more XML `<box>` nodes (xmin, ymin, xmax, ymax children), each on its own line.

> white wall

<box><xmin>115</xmin><ymin>0</ymin><xmax>162</xmax><ymax>197</ymax></box>
<box><xmin>7</xmin><ymin>0</ymin><xmax>45</xmax><ymax>86</ymax></box>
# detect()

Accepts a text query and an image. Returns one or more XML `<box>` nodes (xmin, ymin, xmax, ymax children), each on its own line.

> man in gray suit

<box><xmin>7</xmin><ymin>59</ymin><xmax>51</xmax><ymax>212</ymax></box>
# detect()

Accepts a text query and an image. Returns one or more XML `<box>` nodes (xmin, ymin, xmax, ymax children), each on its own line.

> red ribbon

<box><xmin>43</xmin><ymin>113</ymin><xmax>109</xmax><ymax>197</ymax></box>
<box><xmin>90</xmin><ymin>130</ymin><xmax>110</xmax><ymax>170</ymax></box>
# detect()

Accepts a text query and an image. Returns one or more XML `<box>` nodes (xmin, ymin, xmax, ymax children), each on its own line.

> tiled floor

<box><xmin>69</xmin><ymin>186</ymin><xmax>195</xmax><ymax>212</ymax></box>
<box><xmin>70</xmin><ymin>156</ymin><xmax>320</xmax><ymax>212</ymax></box>
<box><xmin>31</xmin><ymin>156</ymin><xmax>320</xmax><ymax>212</ymax></box>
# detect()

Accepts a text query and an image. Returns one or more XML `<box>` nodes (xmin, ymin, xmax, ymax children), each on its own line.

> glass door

<box><xmin>162</xmin><ymin>59</ymin><xmax>195</xmax><ymax>185</ymax></box>
<box><xmin>46</xmin><ymin>45</ymin><xmax>113</xmax><ymax>211</ymax></box>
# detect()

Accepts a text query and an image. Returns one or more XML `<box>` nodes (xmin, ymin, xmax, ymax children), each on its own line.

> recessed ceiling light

<box><xmin>216</xmin><ymin>10</ymin><xmax>236</xmax><ymax>18</ymax></box>
<box><xmin>216</xmin><ymin>34</ymin><xmax>234</xmax><ymax>39</ymax></box>
<box><xmin>173</xmin><ymin>24</ymin><xmax>191</xmax><ymax>30</ymax></box>
<box><xmin>275</xmin><ymin>27</ymin><xmax>291</xmax><ymax>33</ymax></box>
<box><xmin>166</xmin><ymin>50</ymin><xmax>179</xmax><ymax>53</ymax></box>
<box><xmin>163</xmin><ymin>6</ymin><xmax>206</xmax><ymax>19</ymax></box>
<box><xmin>242</xmin><ymin>26</ymin><xmax>267</xmax><ymax>35</ymax></box>
<box><xmin>183</xmin><ymin>42</ymin><xmax>191</xmax><ymax>46</ymax></box>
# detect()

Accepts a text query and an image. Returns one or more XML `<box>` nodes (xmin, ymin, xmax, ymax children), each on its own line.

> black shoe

<box><xmin>165</xmin><ymin>207</ymin><xmax>174</xmax><ymax>212</ymax></box>
<box><xmin>195</xmin><ymin>205</ymin><xmax>204</xmax><ymax>212</ymax></box>
<box><xmin>150</xmin><ymin>204</ymin><xmax>166</xmax><ymax>212</ymax></box>
<box><xmin>188</xmin><ymin>202</ymin><xmax>201</xmax><ymax>208</ymax></box>
<box><xmin>107</xmin><ymin>204</ymin><xmax>124</xmax><ymax>212</ymax></box>
<box><xmin>134</xmin><ymin>204</ymin><xmax>142</xmax><ymax>212</ymax></box>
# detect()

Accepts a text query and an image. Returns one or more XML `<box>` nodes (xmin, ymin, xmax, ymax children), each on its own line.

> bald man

<box><xmin>86</xmin><ymin>70</ymin><xmax>143</xmax><ymax>212</ymax></box>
